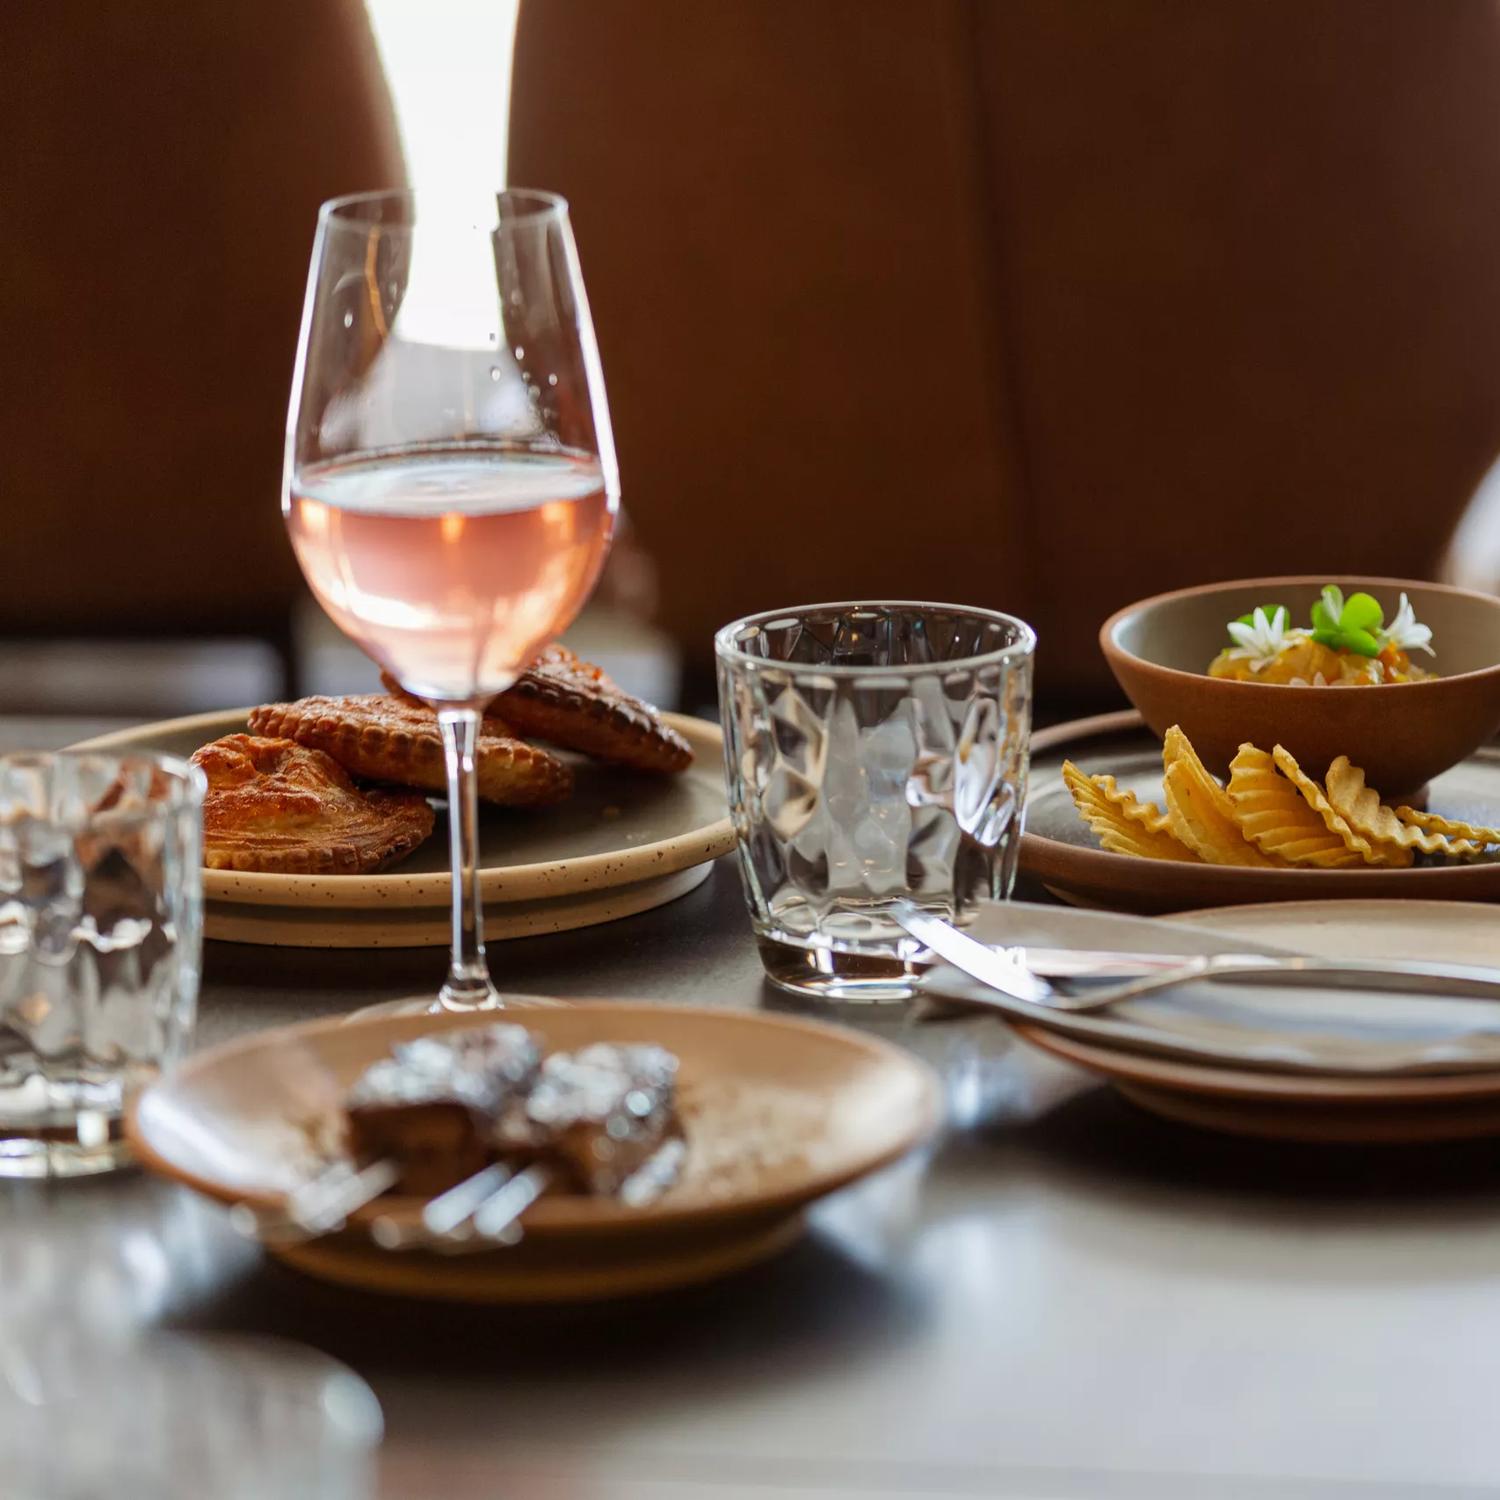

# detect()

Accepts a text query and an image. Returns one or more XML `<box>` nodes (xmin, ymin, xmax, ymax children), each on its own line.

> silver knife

<box><xmin>892</xmin><ymin>904</ymin><xmax>1057</xmax><ymax>1003</ymax></box>
<box><xmin>892</xmin><ymin>902</ymin><xmax>1500</xmax><ymax>1012</ymax></box>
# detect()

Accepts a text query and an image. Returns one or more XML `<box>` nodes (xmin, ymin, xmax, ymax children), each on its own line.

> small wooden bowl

<box><xmin>1100</xmin><ymin>576</ymin><xmax>1500</xmax><ymax>796</ymax></box>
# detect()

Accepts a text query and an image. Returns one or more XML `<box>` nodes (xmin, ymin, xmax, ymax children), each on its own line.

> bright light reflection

<box><xmin>365</xmin><ymin>0</ymin><xmax>521</xmax><ymax>350</ymax></box>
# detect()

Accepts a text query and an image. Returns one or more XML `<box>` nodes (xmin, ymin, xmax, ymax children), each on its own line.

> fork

<box><xmin>892</xmin><ymin>902</ymin><xmax>1500</xmax><ymax>1017</ymax></box>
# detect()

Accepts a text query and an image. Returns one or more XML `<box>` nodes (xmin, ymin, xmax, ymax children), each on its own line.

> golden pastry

<box><xmin>193</xmin><ymin>734</ymin><xmax>435</xmax><ymax>874</ymax></box>
<box><xmin>382</xmin><ymin>645</ymin><xmax>693</xmax><ymax>774</ymax></box>
<box><xmin>247</xmin><ymin>695</ymin><xmax>572</xmax><ymax>807</ymax></box>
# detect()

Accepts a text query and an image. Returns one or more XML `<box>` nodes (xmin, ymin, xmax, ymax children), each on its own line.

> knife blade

<box><xmin>890</xmin><ymin>904</ymin><xmax>1056</xmax><ymax>1004</ymax></box>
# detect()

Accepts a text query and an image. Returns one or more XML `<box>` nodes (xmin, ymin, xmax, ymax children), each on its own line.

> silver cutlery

<box><xmin>239</xmin><ymin>1135</ymin><xmax>690</xmax><ymax>1255</ymax></box>
<box><xmin>229</xmin><ymin>1158</ymin><xmax>401</xmax><ymax>1247</ymax></box>
<box><xmin>892</xmin><ymin>901</ymin><xmax>1500</xmax><ymax>1017</ymax></box>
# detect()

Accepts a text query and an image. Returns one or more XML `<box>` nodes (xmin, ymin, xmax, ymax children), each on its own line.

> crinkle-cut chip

<box><xmin>1393</xmin><ymin>805</ymin><xmax>1500</xmax><ymax>852</ymax></box>
<box><xmin>1161</xmin><ymin>725</ymin><xmax>1240</xmax><ymax>825</ymax></box>
<box><xmin>1270</xmin><ymin>746</ymin><xmax>1412</xmax><ymax>868</ymax></box>
<box><xmin>1162</xmin><ymin>758</ymin><xmax>1280</xmax><ymax>867</ymax></box>
<box><xmin>1325</xmin><ymin>758</ymin><xmax>1484</xmax><ymax>859</ymax></box>
<box><xmin>1225</xmin><ymin>745</ymin><xmax>1365</xmax><ymax>867</ymax></box>
<box><xmin>1087</xmin><ymin>772</ymin><xmax>1173</xmax><ymax>836</ymax></box>
<box><xmin>1062</xmin><ymin>761</ymin><xmax>1199</xmax><ymax>861</ymax></box>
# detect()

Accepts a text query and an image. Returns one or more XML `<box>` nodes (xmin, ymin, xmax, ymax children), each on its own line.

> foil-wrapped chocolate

<box><xmin>519</xmin><ymin>1042</ymin><xmax>680</xmax><ymax>1195</ymax></box>
<box><xmin>345</xmin><ymin>1023</ymin><xmax>541</xmax><ymax>1195</ymax></box>
<box><xmin>394</xmin><ymin>1023</ymin><xmax>542</xmax><ymax>1093</ymax></box>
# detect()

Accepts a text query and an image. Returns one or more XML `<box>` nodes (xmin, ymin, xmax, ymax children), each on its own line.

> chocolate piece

<box><xmin>518</xmin><ymin>1042</ymin><xmax>680</xmax><ymax>1195</ymax></box>
<box><xmin>345</xmin><ymin>1024</ymin><xmax>541</xmax><ymax>1196</ymax></box>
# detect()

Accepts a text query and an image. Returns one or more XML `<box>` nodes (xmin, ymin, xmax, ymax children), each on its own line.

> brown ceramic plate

<box><xmin>1100</xmin><ymin>575</ymin><xmax>1500</xmax><ymax>794</ymax></box>
<box><xmin>268</xmin><ymin>1212</ymin><xmax>809</xmax><ymax>1303</ymax></box>
<box><xmin>127</xmin><ymin>1001</ymin><xmax>942</xmax><ymax>1257</ymax></box>
<box><xmin>1021</xmin><ymin>710</ymin><xmax>1500</xmax><ymax>913</ymax></box>
<box><xmin>1016</xmin><ymin>1025</ymin><xmax>1500</xmax><ymax>1144</ymax></box>
<box><xmin>70</xmin><ymin>710</ymin><xmax>735</xmax><ymax>947</ymax></box>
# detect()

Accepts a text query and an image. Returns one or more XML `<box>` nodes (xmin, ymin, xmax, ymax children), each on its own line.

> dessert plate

<box><xmin>1016</xmin><ymin>1025</ymin><xmax>1500</xmax><ymax>1143</ymax></box>
<box><xmin>1170</xmin><ymin>898</ymin><xmax>1500</xmax><ymax>966</ymax></box>
<box><xmin>71</xmin><ymin>711</ymin><xmax>734</xmax><ymax>946</ymax></box>
<box><xmin>943</xmin><ymin>903</ymin><xmax>1500</xmax><ymax>1142</ymax></box>
<box><xmin>1022</xmin><ymin>711</ymin><xmax>1500</xmax><ymax>914</ymax></box>
<box><xmin>927</xmin><ymin>902</ymin><xmax>1500</xmax><ymax>1077</ymax></box>
<box><xmin>126</xmin><ymin>1001</ymin><xmax>942</xmax><ymax>1301</ymax></box>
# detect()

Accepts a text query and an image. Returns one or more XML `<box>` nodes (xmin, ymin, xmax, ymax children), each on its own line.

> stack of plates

<box><xmin>927</xmin><ymin>900</ymin><xmax>1500</xmax><ymax>1143</ymax></box>
<box><xmin>73</xmin><ymin>711</ymin><xmax>735</xmax><ymax>947</ymax></box>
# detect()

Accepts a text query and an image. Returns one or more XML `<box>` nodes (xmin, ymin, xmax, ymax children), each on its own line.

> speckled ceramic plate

<box><xmin>1021</xmin><ymin>710</ymin><xmax>1500</xmax><ymax>914</ymax></box>
<box><xmin>126</xmin><ymin>1001</ymin><xmax>941</xmax><ymax>1301</ymax></box>
<box><xmin>71</xmin><ymin>710</ymin><xmax>734</xmax><ymax>947</ymax></box>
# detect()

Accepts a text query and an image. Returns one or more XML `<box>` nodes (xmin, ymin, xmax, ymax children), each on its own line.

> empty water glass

<box><xmin>0</xmin><ymin>752</ymin><xmax>204</xmax><ymax>1176</ymax></box>
<box><xmin>716</xmin><ymin>602</ymin><xmax>1034</xmax><ymax>1002</ymax></box>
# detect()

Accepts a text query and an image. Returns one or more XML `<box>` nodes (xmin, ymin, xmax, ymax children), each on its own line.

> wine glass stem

<box><xmin>436</xmin><ymin>707</ymin><xmax>499</xmax><ymax>1010</ymax></box>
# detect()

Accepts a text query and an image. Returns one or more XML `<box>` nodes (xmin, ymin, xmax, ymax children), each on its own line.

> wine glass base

<box><xmin>344</xmin><ymin>994</ymin><xmax>569</xmax><ymax>1023</ymax></box>
<box><xmin>437</xmin><ymin>979</ymin><xmax>503</xmax><ymax>1011</ymax></box>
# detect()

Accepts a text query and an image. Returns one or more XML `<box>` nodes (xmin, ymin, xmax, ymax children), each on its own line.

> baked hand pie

<box><xmin>382</xmin><ymin>646</ymin><xmax>693</xmax><ymax>774</ymax></box>
<box><xmin>247</xmin><ymin>695</ymin><xmax>572</xmax><ymax>807</ymax></box>
<box><xmin>193</xmin><ymin>734</ymin><xmax>435</xmax><ymax>874</ymax></box>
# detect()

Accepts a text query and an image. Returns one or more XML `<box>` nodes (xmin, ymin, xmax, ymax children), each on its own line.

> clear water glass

<box><xmin>0</xmin><ymin>753</ymin><xmax>204</xmax><ymax>1176</ymax></box>
<box><xmin>716</xmin><ymin>602</ymin><xmax>1034</xmax><ymax>1002</ymax></box>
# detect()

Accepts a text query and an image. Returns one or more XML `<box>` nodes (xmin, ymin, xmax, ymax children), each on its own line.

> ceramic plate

<box><xmin>937</xmin><ymin>902</ymin><xmax>1500</xmax><ymax>1142</ymax></box>
<box><xmin>1022</xmin><ymin>710</ymin><xmax>1500</xmax><ymax>913</ymax></box>
<box><xmin>126</xmin><ymin>1001</ymin><xmax>942</xmax><ymax>1301</ymax></box>
<box><xmin>70</xmin><ymin>710</ymin><xmax>735</xmax><ymax>946</ymax></box>
<box><xmin>1016</xmin><ymin>1026</ymin><xmax>1500</xmax><ymax>1143</ymax></box>
<box><xmin>1170</xmin><ymin>898</ymin><xmax>1500</xmax><ymax>965</ymax></box>
<box><xmin>924</xmin><ymin>901</ymin><xmax>1500</xmax><ymax>1077</ymax></box>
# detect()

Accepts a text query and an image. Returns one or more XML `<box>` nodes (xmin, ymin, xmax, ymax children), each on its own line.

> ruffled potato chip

<box><xmin>1162</xmin><ymin>756</ymin><xmax>1279</xmax><ymax>867</ymax></box>
<box><xmin>1162</xmin><ymin>726</ymin><xmax>1238</xmax><ymax>822</ymax></box>
<box><xmin>1325</xmin><ymin>758</ymin><xmax>1483</xmax><ymax>859</ymax></box>
<box><xmin>1393</xmin><ymin>805</ymin><xmax>1500</xmax><ymax>852</ymax></box>
<box><xmin>1087</xmin><ymin>771</ymin><xmax>1173</xmax><ymax>836</ymax></box>
<box><xmin>1270</xmin><ymin>746</ymin><xmax>1411</xmax><ymax>868</ymax></box>
<box><xmin>1225</xmin><ymin>745</ymin><xmax>1365</xmax><ymax>867</ymax></box>
<box><xmin>1062</xmin><ymin>761</ymin><xmax>1197</xmax><ymax>861</ymax></box>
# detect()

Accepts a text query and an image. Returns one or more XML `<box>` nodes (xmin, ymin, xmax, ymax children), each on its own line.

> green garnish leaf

<box><xmin>1341</xmin><ymin>592</ymin><xmax>1384</xmax><ymax>634</ymax></box>
<box><xmin>1306</xmin><ymin>585</ymin><xmax>1388</xmax><ymax>656</ymax></box>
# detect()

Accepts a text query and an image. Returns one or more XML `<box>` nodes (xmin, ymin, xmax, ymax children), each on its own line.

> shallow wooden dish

<box><xmin>1100</xmin><ymin>575</ymin><xmax>1500</xmax><ymax>793</ymax></box>
<box><xmin>1021</xmin><ymin>711</ymin><xmax>1500</xmax><ymax>913</ymax></box>
<box><xmin>126</xmin><ymin>1001</ymin><xmax>941</xmax><ymax>1300</ymax></box>
<box><xmin>71</xmin><ymin>711</ymin><xmax>735</xmax><ymax>946</ymax></box>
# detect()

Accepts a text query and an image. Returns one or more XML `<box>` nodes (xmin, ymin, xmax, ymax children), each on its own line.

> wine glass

<box><xmin>282</xmin><ymin>189</ymin><xmax>618</xmax><ymax>1009</ymax></box>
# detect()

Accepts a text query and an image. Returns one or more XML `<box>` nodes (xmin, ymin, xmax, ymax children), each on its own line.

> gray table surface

<box><xmin>4</xmin><ymin>720</ymin><xmax>1500</xmax><ymax>1499</ymax></box>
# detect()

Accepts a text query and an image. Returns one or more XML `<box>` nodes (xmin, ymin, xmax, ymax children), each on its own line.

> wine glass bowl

<box><xmin>282</xmin><ymin>189</ymin><xmax>619</xmax><ymax>1007</ymax></box>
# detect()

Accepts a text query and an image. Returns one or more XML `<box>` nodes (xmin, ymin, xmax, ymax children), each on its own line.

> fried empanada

<box><xmin>381</xmin><ymin>645</ymin><xmax>693</xmax><ymax>774</ymax></box>
<box><xmin>247</xmin><ymin>695</ymin><xmax>572</xmax><ymax>807</ymax></box>
<box><xmin>193</xmin><ymin>734</ymin><xmax>435</xmax><ymax>874</ymax></box>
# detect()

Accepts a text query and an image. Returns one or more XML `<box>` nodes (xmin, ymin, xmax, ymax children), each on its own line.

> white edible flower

<box><xmin>1377</xmin><ymin>593</ymin><xmax>1435</xmax><ymax>657</ymax></box>
<box><xmin>1225</xmin><ymin>606</ymin><xmax>1306</xmax><ymax>672</ymax></box>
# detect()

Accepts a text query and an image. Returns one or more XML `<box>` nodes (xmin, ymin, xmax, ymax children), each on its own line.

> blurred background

<box><xmin>8</xmin><ymin>0</ymin><xmax>1500</xmax><ymax>730</ymax></box>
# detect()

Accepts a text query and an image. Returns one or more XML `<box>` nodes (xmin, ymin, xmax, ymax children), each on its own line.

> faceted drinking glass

<box><xmin>716</xmin><ymin>602</ymin><xmax>1034</xmax><ymax>1002</ymax></box>
<box><xmin>283</xmin><ymin>189</ymin><xmax>619</xmax><ymax>1009</ymax></box>
<box><xmin>0</xmin><ymin>752</ymin><xmax>204</xmax><ymax>1176</ymax></box>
